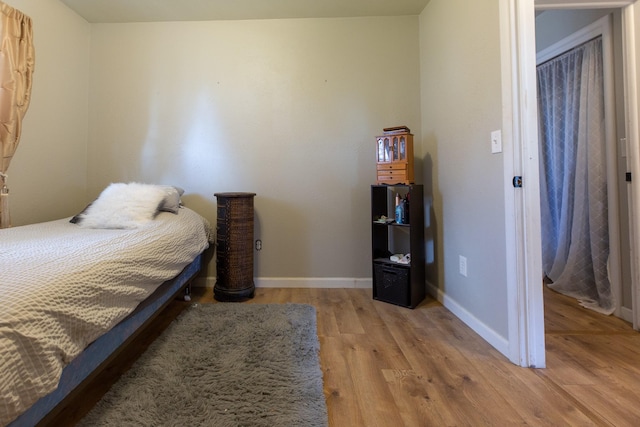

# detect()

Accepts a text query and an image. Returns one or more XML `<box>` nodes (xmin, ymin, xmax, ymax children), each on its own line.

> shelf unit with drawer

<box><xmin>371</xmin><ymin>184</ymin><xmax>425</xmax><ymax>308</ymax></box>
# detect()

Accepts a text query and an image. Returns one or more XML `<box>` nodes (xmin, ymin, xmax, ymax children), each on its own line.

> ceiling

<box><xmin>59</xmin><ymin>0</ymin><xmax>432</xmax><ymax>23</ymax></box>
<box><xmin>59</xmin><ymin>0</ymin><xmax>633</xmax><ymax>24</ymax></box>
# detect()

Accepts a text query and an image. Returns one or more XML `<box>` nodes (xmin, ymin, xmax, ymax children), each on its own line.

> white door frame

<box><xmin>620</xmin><ymin>5</ymin><xmax>640</xmax><ymax>330</ymax></box>
<box><xmin>502</xmin><ymin>0</ymin><xmax>639</xmax><ymax>368</ymax></box>
<box><xmin>500</xmin><ymin>0</ymin><xmax>546</xmax><ymax>368</ymax></box>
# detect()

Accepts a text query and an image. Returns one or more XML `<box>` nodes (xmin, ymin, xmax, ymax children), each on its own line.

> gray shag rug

<box><xmin>78</xmin><ymin>303</ymin><xmax>328</xmax><ymax>427</ymax></box>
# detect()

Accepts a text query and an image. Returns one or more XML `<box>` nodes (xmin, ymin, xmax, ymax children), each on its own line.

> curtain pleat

<box><xmin>0</xmin><ymin>1</ymin><xmax>34</xmax><ymax>228</ymax></box>
<box><xmin>537</xmin><ymin>36</ymin><xmax>613</xmax><ymax>314</ymax></box>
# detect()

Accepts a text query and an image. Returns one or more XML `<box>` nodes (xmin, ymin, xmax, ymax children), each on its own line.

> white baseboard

<box><xmin>620</xmin><ymin>305</ymin><xmax>633</xmax><ymax>323</ymax></box>
<box><xmin>426</xmin><ymin>281</ymin><xmax>510</xmax><ymax>357</ymax></box>
<box><xmin>193</xmin><ymin>277</ymin><xmax>372</xmax><ymax>289</ymax></box>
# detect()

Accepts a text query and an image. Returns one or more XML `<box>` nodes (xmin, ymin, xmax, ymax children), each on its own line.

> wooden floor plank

<box><xmin>308</xmin><ymin>288</ymin><xmax>341</xmax><ymax>338</ymax></box>
<box><xmin>324</xmin><ymin>289</ymin><xmax>366</xmax><ymax>335</ymax></box>
<box><xmin>375</xmin><ymin>319</ymin><xmax>469</xmax><ymax>426</ymax></box>
<box><xmin>564</xmin><ymin>382</ymin><xmax>640</xmax><ymax>426</ymax></box>
<box><xmin>319</xmin><ymin>336</ymin><xmax>366</xmax><ymax>427</ymax></box>
<box><xmin>346</xmin><ymin>348</ymin><xmax>407</xmax><ymax>427</ymax></box>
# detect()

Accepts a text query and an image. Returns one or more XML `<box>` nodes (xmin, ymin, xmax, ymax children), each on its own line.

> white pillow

<box><xmin>158</xmin><ymin>185</ymin><xmax>182</xmax><ymax>214</ymax></box>
<box><xmin>73</xmin><ymin>182</ymin><xmax>168</xmax><ymax>229</ymax></box>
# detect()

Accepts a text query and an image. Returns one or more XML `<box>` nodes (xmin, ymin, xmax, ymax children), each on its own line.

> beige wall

<box><xmin>87</xmin><ymin>17</ymin><xmax>422</xmax><ymax>281</ymax></box>
<box><xmin>419</xmin><ymin>0</ymin><xmax>509</xmax><ymax>337</ymax></box>
<box><xmin>4</xmin><ymin>2</ymin><xmax>421</xmax><ymax>284</ymax></box>
<box><xmin>3</xmin><ymin>0</ymin><xmax>90</xmax><ymax>225</ymax></box>
<box><xmin>535</xmin><ymin>8</ymin><xmax>616</xmax><ymax>51</ymax></box>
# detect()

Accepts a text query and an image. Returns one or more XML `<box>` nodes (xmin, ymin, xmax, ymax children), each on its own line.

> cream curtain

<box><xmin>537</xmin><ymin>37</ymin><xmax>613</xmax><ymax>314</ymax></box>
<box><xmin>0</xmin><ymin>2</ymin><xmax>34</xmax><ymax>228</ymax></box>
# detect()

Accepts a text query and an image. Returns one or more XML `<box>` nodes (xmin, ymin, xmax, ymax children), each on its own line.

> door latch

<box><xmin>513</xmin><ymin>176</ymin><xmax>523</xmax><ymax>188</ymax></box>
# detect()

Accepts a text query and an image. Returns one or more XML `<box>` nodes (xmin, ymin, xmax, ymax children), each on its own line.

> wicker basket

<box><xmin>213</xmin><ymin>192</ymin><xmax>256</xmax><ymax>301</ymax></box>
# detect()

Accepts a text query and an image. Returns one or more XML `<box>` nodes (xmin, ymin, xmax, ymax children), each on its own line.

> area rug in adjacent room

<box><xmin>78</xmin><ymin>303</ymin><xmax>328</xmax><ymax>427</ymax></box>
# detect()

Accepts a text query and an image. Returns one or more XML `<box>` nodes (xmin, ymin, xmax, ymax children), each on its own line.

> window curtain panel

<box><xmin>537</xmin><ymin>36</ymin><xmax>614</xmax><ymax>314</ymax></box>
<box><xmin>0</xmin><ymin>1</ymin><xmax>34</xmax><ymax>229</ymax></box>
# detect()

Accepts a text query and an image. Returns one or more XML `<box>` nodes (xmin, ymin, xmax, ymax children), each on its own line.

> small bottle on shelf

<box><xmin>395</xmin><ymin>193</ymin><xmax>405</xmax><ymax>224</ymax></box>
<box><xmin>403</xmin><ymin>193</ymin><xmax>410</xmax><ymax>224</ymax></box>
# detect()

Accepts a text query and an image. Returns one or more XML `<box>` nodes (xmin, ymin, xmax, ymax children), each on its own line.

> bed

<box><xmin>0</xmin><ymin>183</ymin><xmax>212</xmax><ymax>426</ymax></box>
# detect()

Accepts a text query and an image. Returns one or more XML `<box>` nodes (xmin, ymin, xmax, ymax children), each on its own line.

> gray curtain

<box><xmin>537</xmin><ymin>36</ymin><xmax>614</xmax><ymax>314</ymax></box>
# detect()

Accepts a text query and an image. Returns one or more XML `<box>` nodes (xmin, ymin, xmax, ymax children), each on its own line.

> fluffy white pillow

<box><xmin>158</xmin><ymin>186</ymin><xmax>182</xmax><ymax>214</ymax></box>
<box><xmin>73</xmin><ymin>182</ymin><xmax>169</xmax><ymax>229</ymax></box>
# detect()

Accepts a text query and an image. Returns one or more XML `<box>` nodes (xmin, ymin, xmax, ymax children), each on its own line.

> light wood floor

<box><xmin>42</xmin><ymin>286</ymin><xmax>640</xmax><ymax>426</ymax></box>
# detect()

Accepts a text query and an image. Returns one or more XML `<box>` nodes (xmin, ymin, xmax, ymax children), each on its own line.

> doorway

<box><xmin>535</xmin><ymin>10</ymin><xmax>632</xmax><ymax>321</ymax></box>
<box><xmin>500</xmin><ymin>0</ymin><xmax>639</xmax><ymax>368</ymax></box>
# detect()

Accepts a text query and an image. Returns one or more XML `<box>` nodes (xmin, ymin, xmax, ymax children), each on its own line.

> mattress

<box><xmin>0</xmin><ymin>207</ymin><xmax>211</xmax><ymax>426</ymax></box>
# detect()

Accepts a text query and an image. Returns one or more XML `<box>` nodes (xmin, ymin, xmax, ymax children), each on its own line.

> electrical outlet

<box><xmin>459</xmin><ymin>255</ymin><xmax>467</xmax><ymax>277</ymax></box>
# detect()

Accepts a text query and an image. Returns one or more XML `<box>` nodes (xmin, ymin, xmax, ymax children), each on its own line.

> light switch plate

<box><xmin>491</xmin><ymin>130</ymin><xmax>502</xmax><ymax>154</ymax></box>
<box><xmin>619</xmin><ymin>137</ymin><xmax>627</xmax><ymax>158</ymax></box>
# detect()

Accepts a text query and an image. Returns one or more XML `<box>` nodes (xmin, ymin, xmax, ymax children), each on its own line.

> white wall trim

<box><xmin>621</xmin><ymin>3</ymin><xmax>640</xmax><ymax>330</ymax></box>
<box><xmin>502</xmin><ymin>0</ymin><xmax>547</xmax><ymax>368</ymax></box>
<box><xmin>499</xmin><ymin>0</ymin><xmax>521</xmax><ymax>367</ymax></box>
<box><xmin>536</xmin><ymin>0</ymin><xmax>635</xmax><ymax>9</ymax></box>
<box><xmin>194</xmin><ymin>277</ymin><xmax>372</xmax><ymax>289</ymax></box>
<box><xmin>426</xmin><ymin>281</ymin><xmax>510</xmax><ymax>357</ymax></box>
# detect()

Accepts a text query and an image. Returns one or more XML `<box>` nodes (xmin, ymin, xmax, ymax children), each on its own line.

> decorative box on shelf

<box><xmin>376</xmin><ymin>126</ymin><xmax>414</xmax><ymax>185</ymax></box>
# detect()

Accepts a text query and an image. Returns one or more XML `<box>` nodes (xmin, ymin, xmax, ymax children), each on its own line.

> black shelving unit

<box><xmin>371</xmin><ymin>184</ymin><xmax>425</xmax><ymax>308</ymax></box>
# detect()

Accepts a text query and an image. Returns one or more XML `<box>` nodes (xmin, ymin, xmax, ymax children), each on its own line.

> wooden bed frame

<box><xmin>8</xmin><ymin>253</ymin><xmax>203</xmax><ymax>427</ymax></box>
